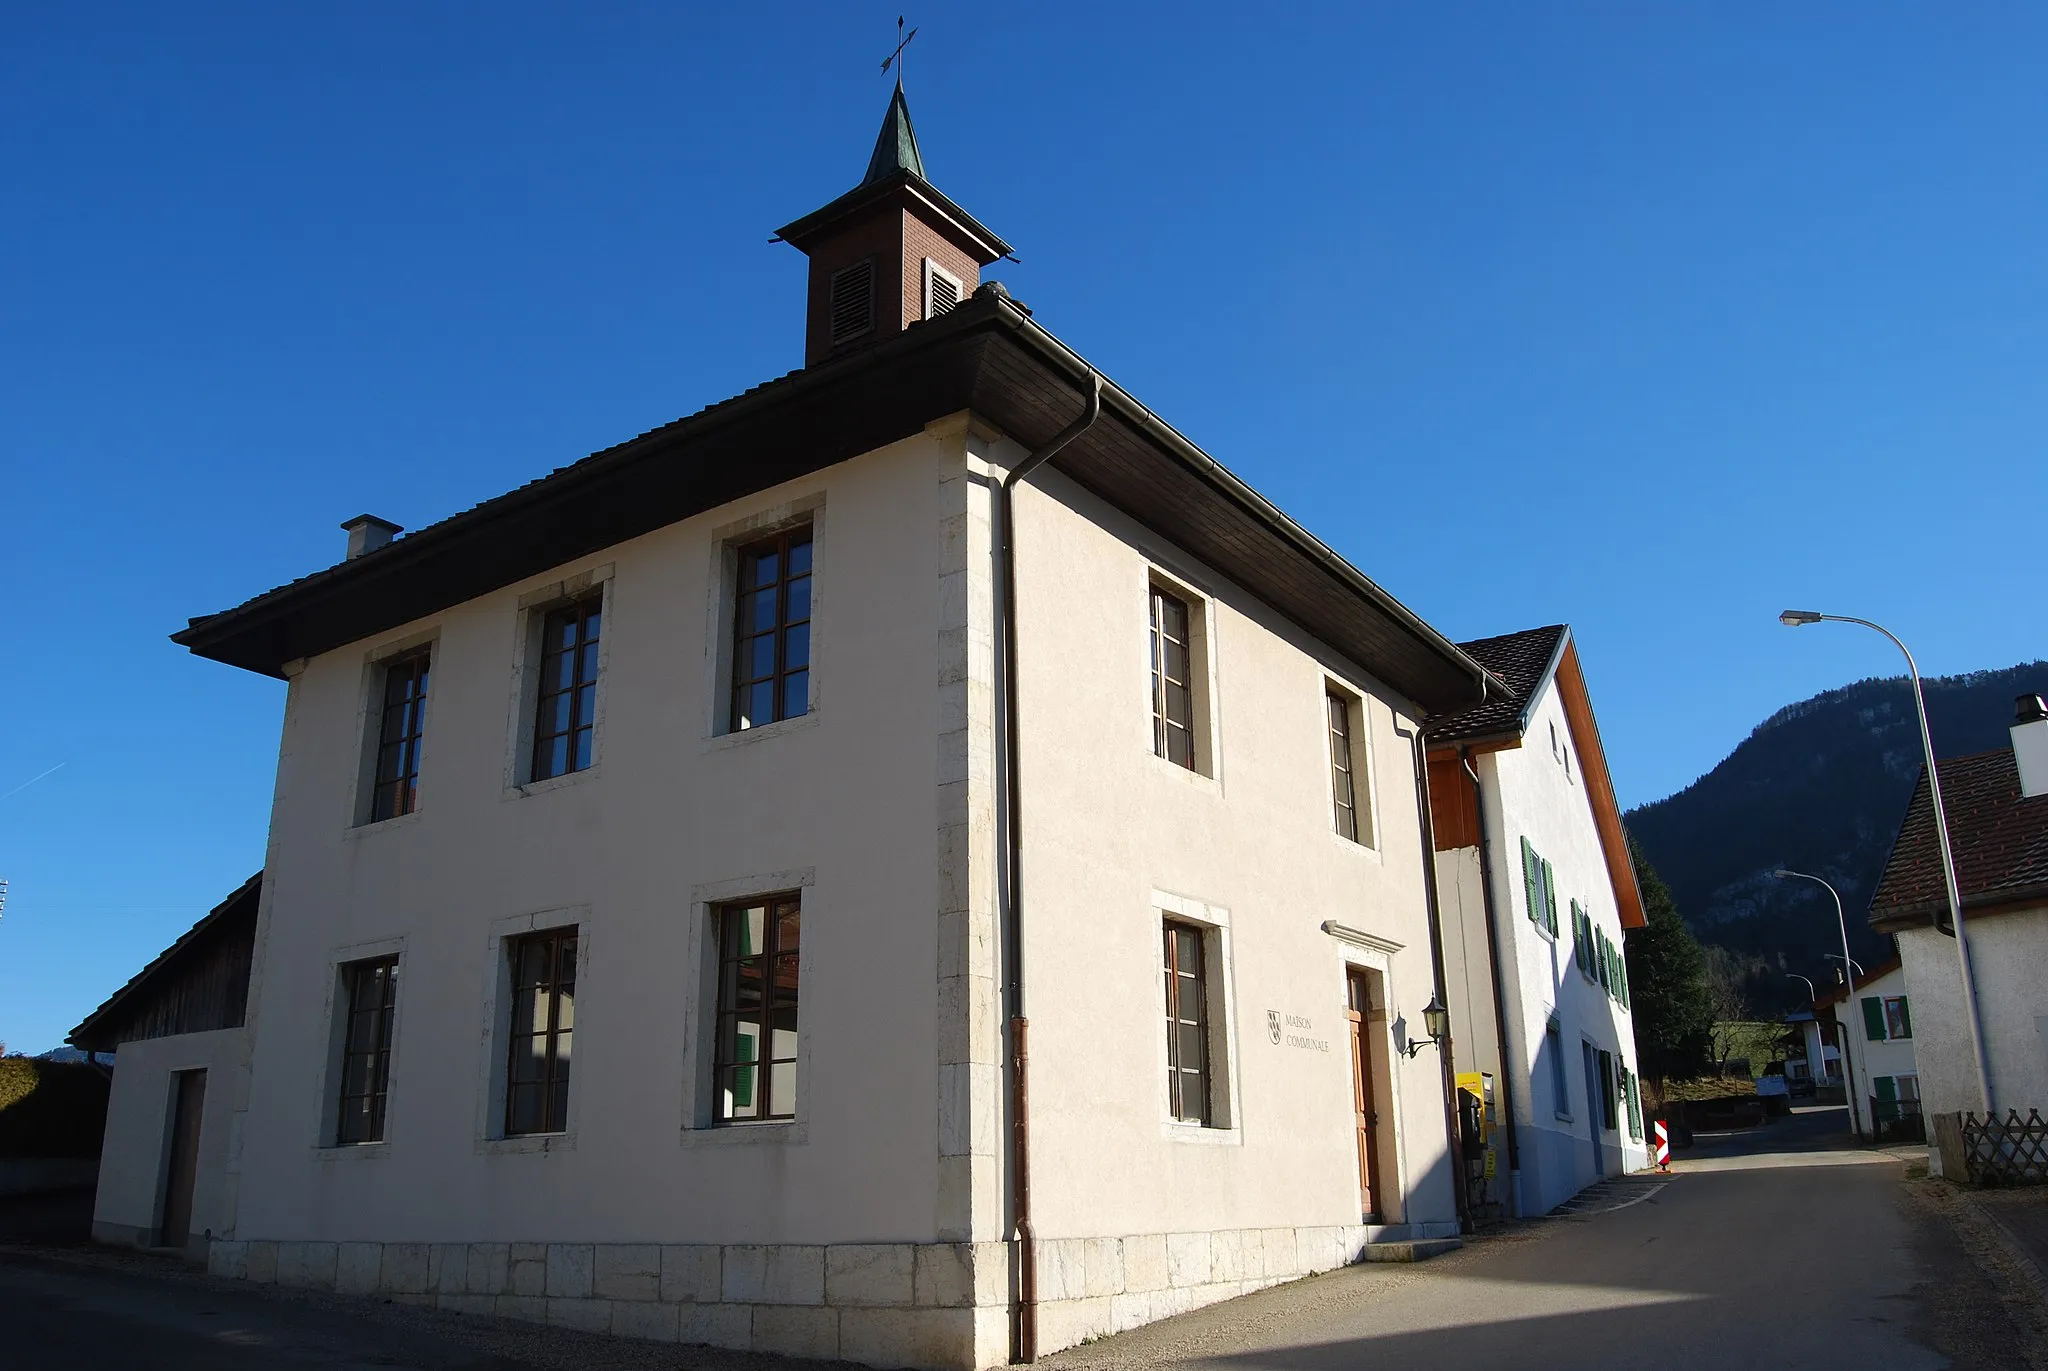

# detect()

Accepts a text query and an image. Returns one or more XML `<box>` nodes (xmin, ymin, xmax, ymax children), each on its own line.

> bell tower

<box><xmin>776</xmin><ymin>84</ymin><xmax>1012</xmax><ymax>366</ymax></box>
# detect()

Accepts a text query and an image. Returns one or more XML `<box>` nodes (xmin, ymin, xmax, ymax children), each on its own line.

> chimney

<box><xmin>341</xmin><ymin>514</ymin><xmax>403</xmax><ymax>561</ymax></box>
<box><xmin>774</xmin><ymin>84</ymin><xmax>1012</xmax><ymax>367</ymax></box>
<box><xmin>2014</xmin><ymin>693</ymin><xmax>2048</xmax><ymax>799</ymax></box>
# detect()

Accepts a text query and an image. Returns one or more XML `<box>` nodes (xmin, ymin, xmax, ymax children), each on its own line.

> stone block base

<box><xmin>203</xmin><ymin>1238</ymin><xmax>1004</xmax><ymax>1370</ymax></box>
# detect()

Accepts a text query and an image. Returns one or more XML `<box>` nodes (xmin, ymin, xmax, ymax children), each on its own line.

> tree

<box><xmin>1624</xmin><ymin>840</ymin><xmax>1714</xmax><ymax>1082</ymax></box>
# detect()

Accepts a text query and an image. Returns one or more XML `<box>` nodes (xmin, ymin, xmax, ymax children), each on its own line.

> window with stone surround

<box><xmin>1163</xmin><ymin>920</ymin><xmax>1212</xmax><ymax>1125</ymax></box>
<box><xmin>714</xmin><ymin>894</ymin><xmax>801</xmax><ymax>1122</ymax></box>
<box><xmin>367</xmin><ymin>649</ymin><xmax>430</xmax><ymax>821</ymax></box>
<box><xmin>730</xmin><ymin>527</ymin><xmax>813</xmax><ymax>732</ymax></box>
<box><xmin>505</xmin><ymin>928</ymin><xmax>576</xmax><ymax>1135</ymax></box>
<box><xmin>335</xmin><ymin>956</ymin><xmax>398</xmax><ymax>1144</ymax></box>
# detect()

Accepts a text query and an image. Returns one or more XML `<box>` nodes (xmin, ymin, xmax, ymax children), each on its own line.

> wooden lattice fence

<box><xmin>1936</xmin><ymin>1109</ymin><xmax>2048</xmax><ymax>1185</ymax></box>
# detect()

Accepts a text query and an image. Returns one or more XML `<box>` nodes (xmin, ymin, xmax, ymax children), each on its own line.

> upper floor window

<box><xmin>1163</xmin><ymin>920</ymin><xmax>1212</xmax><ymax>1125</ymax></box>
<box><xmin>1328</xmin><ymin>691</ymin><xmax>1359</xmax><ymax>841</ymax></box>
<box><xmin>714</xmin><ymin>894</ymin><xmax>801</xmax><ymax>1122</ymax></box>
<box><xmin>1150</xmin><ymin>587</ymin><xmax>1196</xmax><ymax>769</ymax></box>
<box><xmin>1326</xmin><ymin>686</ymin><xmax>1374</xmax><ymax>845</ymax></box>
<box><xmin>505</xmin><ymin>927</ymin><xmax>576</xmax><ymax>1136</ymax></box>
<box><xmin>532</xmin><ymin>597</ymin><xmax>601</xmax><ymax>781</ymax></box>
<box><xmin>731</xmin><ymin>528</ymin><xmax>813</xmax><ymax>732</ymax></box>
<box><xmin>1520</xmin><ymin>838</ymin><xmax>1559</xmax><ymax>938</ymax></box>
<box><xmin>1864</xmin><ymin>994</ymin><xmax>1912</xmax><ymax>1042</ymax></box>
<box><xmin>369</xmin><ymin>650</ymin><xmax>430</xmax><ymax>821</ymax></box>
<box><xmin>335</xmin><ymin>956</ymin><xmax>398</xmax><ymax>1145</ymax></box>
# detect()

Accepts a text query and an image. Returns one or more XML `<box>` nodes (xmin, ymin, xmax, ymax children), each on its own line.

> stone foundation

<box><xmin>207</xmin><ymin>1238</ymin><xmax>1006</xmax><ymax>1368</ymax></box>
<box><xmin>204</xmin><ymin>1223</ymin><xmax>1424</xmax><ymax>1366</ymax></box>
<box><xmin>1030</xmin><ymin>1223</ymin><xmax>1380</xmax><ymax>1355</ymax></box>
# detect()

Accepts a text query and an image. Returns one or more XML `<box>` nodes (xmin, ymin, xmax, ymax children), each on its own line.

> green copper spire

<box><xmin>862</xmin><ymin>83</ymin><xmax>925</xmax><ymax>187</ymax></box>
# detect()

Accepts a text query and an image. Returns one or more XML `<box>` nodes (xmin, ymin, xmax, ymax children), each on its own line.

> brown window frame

<box><xmin>729</xmin><ymin>527</ymin><xmax>813</xmax><ymax>733</ymax></box>
<box><xmin>1328</xmin><ymin>689</ymin><xmax>1360</xmax><ymax>842</ymax></box>
<box><xmin>530</xmin><ymin>596</ymin><xmax>602</xmax><ymax>783</ymax></box>
<box><xmin>368</xmin><ymin>650</ymin><xmax>431</xmax><ymax>822</ymax></box>
<box><xmin>504</xmin><ymin>927</ymin><xmax>577</xmax><ymax>1137</ymax></box>
<box><xmin>1149</xmin><ymin>587</ymin><xmax>1196</xmax><ymax>769</ymax></box>
<box><xmin>335</xmin><ymin>956</ymin><xmax>399</xmax><ymax>1145</ymax></box>
<box><xmin>1163</xmin><ymin>920</ymin><xmax>1212</xmax><ymax>1125</ymax></box>
<box><xmin>712</xmin><ymin>894</ymin><xmax>802</xmax><ymax>1123</ymax></box>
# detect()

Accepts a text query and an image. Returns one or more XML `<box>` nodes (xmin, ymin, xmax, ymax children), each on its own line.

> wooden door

<box><xmin>159</xmin><ymin>1070</ymin><xmax>206</xmax><ymax>1251</ymax></box>
<box><xmin>1346</xmin><ymin>970</ymin><xmax>1382</xmax><ymax>1221</ymax></box>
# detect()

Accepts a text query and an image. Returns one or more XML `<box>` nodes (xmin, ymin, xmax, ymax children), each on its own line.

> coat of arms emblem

<box><xmin>1267</xmin><ymin>1010</ymin><xmax>1282</xmax><ymax>1044</ymax></box>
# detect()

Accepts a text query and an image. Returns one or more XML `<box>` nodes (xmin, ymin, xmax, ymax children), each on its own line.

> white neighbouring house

<box><xmin>1424</xmin><ymin>625</ymin><xmax>1650</xmax><ymax>1220</ymax></box>
<box><xmin>1869</xmin><ymin>691</ymin><xmax>2048</xmax><ymax>1167</ymax></box>
<box><xmin>1809</xmin><ymin>954</ymin><xmax>1919</xmax><ymax>1143</ymax></box>
<box><xmin>101</xmin><ymin>88</ymin><xmax>1508</xmax><ymax>1369</ymax></box>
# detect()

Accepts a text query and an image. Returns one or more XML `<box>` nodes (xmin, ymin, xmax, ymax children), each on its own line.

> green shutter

<box><xmin>1541</xmin><ymin>859</ymin><xmax>1559</xmax><ymax>936</ymax></box>
<box><xmin>1895</xmin><ymin>998</ymin><xmax>1912</xmax><ymax>1040</ymax></box>
<box><xmin>1874</xmin><ymin>1075</ymin><xmax>1897</xmax><ymax>1102</ymax></box>
<box><xmin>1861</xmin><ymin>996</ymin><xmax>1888</xmax><ymax>1042</ymax></box>
<box><xmin>1522</xmin><ymin>838</ymin><xmax>1540</xmax><ymax>925</ymax></box>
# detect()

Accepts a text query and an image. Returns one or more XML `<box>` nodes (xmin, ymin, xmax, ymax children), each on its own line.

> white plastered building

<box><xmin>110</xmin><ymin>89</ymin><xmax>1507</xmax><ymax>1369</ymax></box>
<box><xmin>1424</xmin><ymin>625</ymin><xmax>1650</xmax><ymax>1220</ymax></box>
<box><xmin>1870</xmin><ymin>691</ymin><xmax>2048</xmax><ymax>1169</ymax></box>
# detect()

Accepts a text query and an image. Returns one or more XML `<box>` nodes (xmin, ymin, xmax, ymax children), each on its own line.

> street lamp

<box><xmin>1786</xmin><ymin>973</ymin><xmax>1815</xmax><ymax>1002</ymax></box>
<box><xmin>1405</xmin><ymin>995</ymin><xmax>1451</xmax><ymax>1058</ymax></box>
<box><xmin>1774</xmin><ymin>869</ymin><xmax>1865</xmax><ymax>1139</ymax></box>
<box><xmin>1778</xmin><ymin>610</ymin><xmax>1994</xmax><ymax>1114</ymax></box>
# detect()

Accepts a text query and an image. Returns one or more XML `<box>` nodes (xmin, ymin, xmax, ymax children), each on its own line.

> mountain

<box><xmin>1624</xmin><ymin>661</ymin><xmax>2048</xmax><ymax>1012</ymax></box>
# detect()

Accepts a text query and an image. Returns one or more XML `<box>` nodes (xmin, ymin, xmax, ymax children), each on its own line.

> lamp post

<box><xmin>1778</xmin><ymin>610</ymin><xmax>1994</xmax><ymax>1114</ymax></box>
<box><xmin>1773</xmin><ymin>869</ymin><xmax>1864</xmax><ymax>1139</ymax></box>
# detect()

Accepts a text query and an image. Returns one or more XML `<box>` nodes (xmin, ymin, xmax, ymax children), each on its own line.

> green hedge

<box><xmin>0</xmin><ymin>1057</ymin><xmax>109</xmax><ymax>1159</ymax></box>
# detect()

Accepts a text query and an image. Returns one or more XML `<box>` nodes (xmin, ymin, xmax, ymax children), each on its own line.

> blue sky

<box><xmin>4</xmin><ymin>5</ymin><xmax>2044</xmax><ymax>1053</ymax></box>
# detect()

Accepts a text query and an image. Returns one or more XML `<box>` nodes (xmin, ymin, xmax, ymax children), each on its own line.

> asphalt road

<box><xmin>1</xmin><ymin>1109</ymin><xmax>2040</xmax><ymax>1370</ymax></box>
<box><xmin>1045</xmin><ymin>1107</ymin><xmax>2047</xmax><ymax>1371</ymax></box>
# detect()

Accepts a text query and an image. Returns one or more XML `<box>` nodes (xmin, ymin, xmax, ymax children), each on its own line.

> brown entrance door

<box><xmin>1346</xmin><ymin>970</ymin><xmax>1383</xmax><ymax>1221</ymax></box>
<box><xmin>159</xmin><ymin>1070</ymin><xmax>206</xmax><ymax>1251</ymax></box>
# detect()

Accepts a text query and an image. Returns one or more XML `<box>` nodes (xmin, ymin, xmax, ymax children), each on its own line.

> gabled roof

<box><xmin>1425</xmin><ymin>624</ymin><xmax>1646</xmax><ymax>929</ymax></box>
<box><xmin>69</xmin><ymin>872</ymin><xmax>261</xmax><ymax>1051</ymax></box>
<box><xmin>1868</xmin><ymin>747</ymin><xmax>2048</xmax><ymax>932</ymax></box>
<box><xmin>1812</xmin><ymin>951</ymin><xmax>1905</xmax><ymax>1009</ymax></box>
<box><xmin>1424</xmin><ymin>625</ymin><xmax>1567</xmax><ymax>746</ymax></box>
<box><xmin>171</xmin><ymin>285</ymin><xmax>1492</xmax><ymax>714</ymax></box>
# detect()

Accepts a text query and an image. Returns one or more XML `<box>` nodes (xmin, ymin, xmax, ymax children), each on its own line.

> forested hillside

<box><xmin>1624</xmin><ymin>661</ymin><xmax>2048</xmax><ymax>1012</ymax></box>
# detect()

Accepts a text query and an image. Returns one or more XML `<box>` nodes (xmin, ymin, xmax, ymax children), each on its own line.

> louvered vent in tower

<box><xmin>927</xmin><ymin>265</ymin><xmax>960</xmax><ymax>318</ymax></box>
<box><xmin>829</xmin><ymin>260</ymin><xmax>875</xmax><ymax>344</ymax></box>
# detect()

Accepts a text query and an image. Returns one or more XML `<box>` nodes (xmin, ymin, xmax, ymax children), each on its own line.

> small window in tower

<box><xmin>829</xmin><ymin>259</ymin><xmax>875</xmax><ymax>344</ymax></box>
<box><xmin>924</xmin><ymin>259</ymin><xmax>962</xmax><ymax>319</ymax></box>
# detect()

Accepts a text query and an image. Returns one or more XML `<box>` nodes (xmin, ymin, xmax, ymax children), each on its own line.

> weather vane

<box><xmin>881</xmin><ymin>15</ymin><xmax>917</xmax><ymax>87</ymax></box>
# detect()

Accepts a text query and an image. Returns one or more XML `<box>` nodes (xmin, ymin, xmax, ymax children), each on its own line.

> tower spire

<box><xmin>863</xmin><ymin>83</ymin><xmax>925</xmax><ymax>187</ymax></box>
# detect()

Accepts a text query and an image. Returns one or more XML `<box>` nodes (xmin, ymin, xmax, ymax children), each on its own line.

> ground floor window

<box><xmin>1163</xmin><ymin>920</ymin><xmax>1212</xmax><ymax>1125</ymax></box>
<box><xmin>714</xmin><ymin>894</ymin><xmax>801</xmax><ymax>1122</ymax></box>
<box><xmin>336</xmin><ymin>956</ymin><xmax>399</xmax><ymax>1144</ymax></box>
<box><xmin>505</xmin><ymin>928</ymin><xmax>576</xmax><ymax>1136</ymax></box>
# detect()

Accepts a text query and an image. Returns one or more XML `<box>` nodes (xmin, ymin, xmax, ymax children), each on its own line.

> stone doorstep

<box><xmin>1360</xmin><ymin>1237</ymin><xmax>1462</xmax><ymax>1263</ymax></box>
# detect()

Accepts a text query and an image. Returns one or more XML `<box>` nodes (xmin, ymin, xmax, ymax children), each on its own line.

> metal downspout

<box><xmin>1460</xmin><ymin>748</ymin><xmax>1523</xmax><ymax>1206</ymax></box>
<box><xmin>1399</xmin><ymin>723</ymin><xmax>1471</xmax><ymax>1235</ymax></box>
<box><xmin>996</xmin><ymin>373</ymin><xmax>1102</xmax><ymax>1364</ymax></box>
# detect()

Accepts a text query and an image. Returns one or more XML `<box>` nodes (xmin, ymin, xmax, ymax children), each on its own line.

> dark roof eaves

<box><xmin>991</xmin><ymin>306</ymin><xmax>1493</xmax><ymax>712</ymax></box>
<box><xmin>171</xmin><ymin>302</ymin><xmax>1005</xmax><ymax>672</ymax></box>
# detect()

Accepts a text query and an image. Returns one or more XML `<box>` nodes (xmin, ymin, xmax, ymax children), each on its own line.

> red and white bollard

<box><xmin>1654</xmin><ymin>1119</ymin><xmax>1672</xmax><ymax>1171</ymax></box>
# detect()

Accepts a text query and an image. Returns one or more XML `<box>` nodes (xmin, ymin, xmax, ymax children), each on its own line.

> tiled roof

<box><xmin>1869</xmin><ymin>748</ymin><xmax>2048</xmax><ymax>927</ymax></box>
<box><xmin>1425</xmin><ymin>625</ymin><xmax>1568</xmax><ymax>743</ymax></box>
